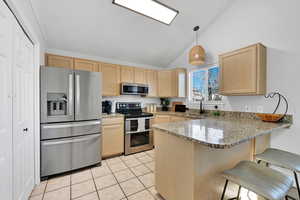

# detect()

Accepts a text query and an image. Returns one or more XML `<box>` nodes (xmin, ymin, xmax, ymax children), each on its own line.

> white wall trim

<box><xmin>46</xmin><ymin>48</ymin><xmax>163</xmax><ymax>69</ymax></box>
<box><xmin>5</xmin><ymin>0</ymin><xmax>42</xmax><ymax>184</ymax></box>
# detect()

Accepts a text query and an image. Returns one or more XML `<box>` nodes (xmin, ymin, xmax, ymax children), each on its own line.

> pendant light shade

<box><xmin>189</xmin><ymin>26</ymin><xmax>205</xmax><ymax>66</ymax></box>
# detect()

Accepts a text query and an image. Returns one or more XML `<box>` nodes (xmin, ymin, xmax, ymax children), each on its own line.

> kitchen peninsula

<box><xmin>153</xmin><ymin>118</ymin><xmax>291</xmax><ymax>200</ymax></box>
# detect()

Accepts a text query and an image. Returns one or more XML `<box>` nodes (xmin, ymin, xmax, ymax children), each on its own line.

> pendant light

<box><xmin>189</xmin><ymin>26</ymin><xmax>205</xmax><ymax>66</ymax></box>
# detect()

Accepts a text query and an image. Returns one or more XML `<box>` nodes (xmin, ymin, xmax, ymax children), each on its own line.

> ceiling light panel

<box><xmin>113</xmin><ymin>0</ymin><xmax>179</xmax><ymax>25</ymax></box>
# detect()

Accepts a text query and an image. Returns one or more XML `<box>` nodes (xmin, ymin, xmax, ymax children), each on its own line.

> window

<box><xmin>189</xmin><ymin>66</ymin><xmax>222</xmax><ymax>103</ymax></box>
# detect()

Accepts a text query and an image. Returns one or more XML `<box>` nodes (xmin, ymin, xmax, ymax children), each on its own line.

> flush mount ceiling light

<box><xmin>112</xmin><ymin>0</ymin><xmax>179</xmax><ymax>25</ymax></box>
<box><xmin>189</xmin><ymin>26</ymin><xmax>205</xmax><ymax>66</ymax></box>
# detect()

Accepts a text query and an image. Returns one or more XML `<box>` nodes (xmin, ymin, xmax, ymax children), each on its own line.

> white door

<box><xmin>0</xmin><ymin>1</ymin><xmax>14</xmax><ymax>200</ymax></box>
<box><xmin>12</xmin><ymin>19</ymin><xmax>35</xmax><ymax>200</ymax></box>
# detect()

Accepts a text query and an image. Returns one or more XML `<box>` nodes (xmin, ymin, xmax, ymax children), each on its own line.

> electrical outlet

<box><xmin>245</xmin><ymin>105</ymin><xmax>251</xmax><ymax>112</ymax></box>
<box><xmin>257</xmin><ymin>106</ymin><xmax>263</xmax><ymax>113</ymax></box>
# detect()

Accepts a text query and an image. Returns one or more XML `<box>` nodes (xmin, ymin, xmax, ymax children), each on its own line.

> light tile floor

<box><xmin>29</xmin><ymin>149</ymin><xmax>298</xmax><ymax>200</ymax></box>
<box><xmin>29</xmin><ymin>149</ymin><xmax>162</xmax><ymax>200</ymax></box>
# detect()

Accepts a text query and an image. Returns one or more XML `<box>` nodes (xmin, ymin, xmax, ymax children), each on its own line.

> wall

<box><xmin>170</xmin><ymin>0</ymin><xmax>300</xmax><ymax>154</ymax></box>
<box><xmin>6</xmin><ymin>0</ymin><xmax>46</xmax><ymax>64</ymax></box>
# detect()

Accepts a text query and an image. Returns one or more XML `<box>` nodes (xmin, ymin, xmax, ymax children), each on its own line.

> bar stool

<box><xmin>256</xmin><ymin>148</ymin><xmax>300</xmax><ymax>199</ymax></box>
<box><xmin>221</xmin><ymin>161</ymin><xmax>293</xmax><ymax>200</ymax></box>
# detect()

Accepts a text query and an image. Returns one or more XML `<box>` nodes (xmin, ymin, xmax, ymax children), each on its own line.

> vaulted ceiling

<box><xmin>31</xmin><ymin>0</ymin><xmax>233</xmax><ymax>67</ymax></box>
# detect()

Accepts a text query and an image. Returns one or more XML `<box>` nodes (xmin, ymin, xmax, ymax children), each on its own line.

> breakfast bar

<box><xmin>152</xmin><ymin>118</ymin><xmax>291</xmax><ymax>200</ymax></box>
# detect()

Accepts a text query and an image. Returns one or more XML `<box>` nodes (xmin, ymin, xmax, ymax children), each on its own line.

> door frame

<box><xmin>4</xmin><ymin>0</ymin><xmax>42</xmax><ymax>184</ymax></box>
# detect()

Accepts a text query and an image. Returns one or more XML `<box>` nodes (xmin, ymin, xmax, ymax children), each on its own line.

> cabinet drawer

<box><xmin>102</xmin><ymin>117</ymin><xmax>123</xmax><ymax>125</ymax></box>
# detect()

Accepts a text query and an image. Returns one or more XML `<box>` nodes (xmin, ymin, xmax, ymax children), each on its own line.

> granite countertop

<box><xmin>152</xmin><ymin>118</ymin><xmax>291</xmax><ymax>149</ymax></box>
<box><xmin>102</xmin><ymin>113</ymin><xmax>124</xmax><ymax>118</ymax></box>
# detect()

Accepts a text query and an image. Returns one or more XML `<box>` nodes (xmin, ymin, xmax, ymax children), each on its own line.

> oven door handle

<box><xmin>125</xmin><ymin>117</ymin><xmax>153</xmax><ymax>121</ymax></box>
<box><xmin>125</xmin><ymin>129</ymin><xmax>152</xmax><ymax>134</ymax></box>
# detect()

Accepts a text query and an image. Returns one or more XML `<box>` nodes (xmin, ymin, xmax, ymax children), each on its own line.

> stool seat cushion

<box><xmin>223</xmin><ymin>161</ymin><xmax>293</xmax><ymax>200</ymax></box>
<box><xmin>256</xmin><ymin>148</ymin><xmax>300</xmax><ymax>172</ymax></box>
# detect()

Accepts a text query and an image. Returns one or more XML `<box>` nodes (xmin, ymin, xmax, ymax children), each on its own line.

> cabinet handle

<box><xmin>23</xmin><ymin>128</ymin><xmax>28</xmax><ymax>132</ymax></box>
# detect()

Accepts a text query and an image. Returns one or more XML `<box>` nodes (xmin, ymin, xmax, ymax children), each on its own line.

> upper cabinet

<box><xmin>100</xmin><ymin>62</ymin><xmax>120</xmax><ymax>96</ymax></box>
<box><xmin>120</xmin><ymin>66</ymin><xmax>134</xmax><ymax>83</ymax></box>
<box><xmin>134</xmin><ymin>68</ymin><xmax>147</xmax><ymax>84</ymax></box>
<box><xmin>158</xmin><ymin>70</ymin><xmax>173</xmax><ymax>97</ymax></box>
<box><xmin>74</xmin><ymin>58</ymin><xmax>99</xmax><ymax>72</ymax></box>
<box><xmin>219</xmin><ymin>43</ymin><xmax>266</xmax><ymax>96</ymax></box>
<box><xmin>146</xmin><ymin>70</ymin><xmax>158</xmax><ymax>97</ymax></box>
<box><xmin>46</xmin><ymin>54</ymin><xmax>74</xmax><ymax>69</ymax></box>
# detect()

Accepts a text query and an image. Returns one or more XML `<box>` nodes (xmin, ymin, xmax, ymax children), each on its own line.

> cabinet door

<box><xmin>100</xmin><ymin>63</ymin><xmax>120</xmax><ymax>96</ymax></box>
<box><xmin>134</xmin><ymin>68</ymin><xmax>147</xmax><ymax>84</ymax></box>
<box><xmin>158</xmin><ymin>70</ymin><xmax>172</xmax><ymax>97</ymax></box>
<box><xmin>146</xmin><ymin>70</ymin><xmax>158</xmax><ymax>97</ymax></box>
<box><xmin>219</xmin><ymin>43</ymin><xmax>266</xmax><ymax>95</ymax></box>
<box><xmin>46</xmin><ymin>54</ymin><xmax>74</xmax><ymax>69</ymax></box>
<box><xmin>120</xmin><ymin>66</ymin><xmax>134</xmax><ymax>83</ymax></box>
<box><xmin>102</xmin><ymin>124</ymin><xmax>124</xmax><ymax>158</ymax></box>
<box><xmin>74</xmin><ymin>58</ymin><xmax>98</xmax><ymax>72</ymax></box>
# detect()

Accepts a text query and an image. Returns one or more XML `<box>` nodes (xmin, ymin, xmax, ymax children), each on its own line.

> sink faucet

<box><xmin>199</xmin><ymin>100</ymin><xmax>205</xmax><ymax>114</ymax></box>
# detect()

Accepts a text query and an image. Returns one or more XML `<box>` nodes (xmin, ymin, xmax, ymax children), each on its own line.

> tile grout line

<box><xmin>121</xmin><ymin>153</ymin><xmax>155</xmax><ymax>199</ymax></box>
<box><xmin>90</xmin><ymin>167</ymin><xmax>101</xmax><ymax>200</ymax></box>
<box><xmin>105</xmin><ymin>158</ymin><xmax>128</xmax><ymax>200</ymax></box>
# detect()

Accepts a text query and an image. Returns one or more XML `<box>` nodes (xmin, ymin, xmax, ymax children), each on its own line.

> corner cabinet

<box><xmin>99</xmin><ymin>62</ymin><xmax>120</xmax><ymax>96</ymax></box>
<box><xmin>46</xmin><ymin>54</ymin><xmax>74</xmax><ymax>69</ymax></box>
<box><xmin>219</xmin><ymin>43</ymin><xmax>266</xmax><ymax>96</ymax></box>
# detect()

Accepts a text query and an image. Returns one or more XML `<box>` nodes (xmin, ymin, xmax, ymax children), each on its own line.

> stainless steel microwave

<box><xmin>121</xmin><ymin>83</ymin><xmax>149</xmax><ymax>96</ymax></box>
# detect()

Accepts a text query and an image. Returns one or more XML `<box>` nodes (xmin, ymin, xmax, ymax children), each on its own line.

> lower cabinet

<box><xmin>102</xmin><ymin>117</ymin><xmax>124</xmax><ymax>158</ymax></box>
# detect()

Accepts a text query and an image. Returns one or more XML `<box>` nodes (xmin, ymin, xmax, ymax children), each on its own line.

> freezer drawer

<box><xmin>41</xmin><ymin>134</ymin><xmax>101</xmax><ymax>177</ymax></box>
<box><xmin>71</xmin><ymin>134</ymin><xmax>101</xmax><ymax>170</ymax></box>
<box><xmin>41</xmin><ymin>138</ymin><xmax>72</xmax><ymax>177</ymax></box>
<box><xmin>41</xmin><ymin>120</ymin><xmax>101</xmax><ymax>140</ymax></box>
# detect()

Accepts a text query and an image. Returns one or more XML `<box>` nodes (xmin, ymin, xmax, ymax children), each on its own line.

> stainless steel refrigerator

<box><xmin>40</xmin><ymin>66</ymin><xmax>102</xmax><ymax>177</ymax></box>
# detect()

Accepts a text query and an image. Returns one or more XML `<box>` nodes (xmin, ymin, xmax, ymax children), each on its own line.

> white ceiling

<box><xmin>31</xmin><ymin>0</ymin><xmax>232</xmax><ymax>67</ymax></box>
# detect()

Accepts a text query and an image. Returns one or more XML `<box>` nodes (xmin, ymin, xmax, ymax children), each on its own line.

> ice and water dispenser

<box><xmin>47</xmin><ymin>93</ymin><xmax>68</xmax><ymax>116</ymax></box>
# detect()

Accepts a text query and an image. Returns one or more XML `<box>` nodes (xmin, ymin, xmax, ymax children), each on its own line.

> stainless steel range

<box><xmin>40</xmin><ymin>66</ymin><xmax>102</xmax><ymax>178</ymax></box>
<box><xmin>116</xmin><ymin>102</ymin><xmax>154</xmax><ymax>155</ymax></box>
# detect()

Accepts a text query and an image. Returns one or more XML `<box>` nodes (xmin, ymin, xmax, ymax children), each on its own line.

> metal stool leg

<box><xmin>236</xmin><ymin>186</ymin><xmax>241</xmax><ymax>199</ymax></box>
<box><xmin>221</xmin><ymin>180</ymin><xmax>228</xmax><ymax>200</ymax></box>
<box><xmin>294</xmin><ymin>171</ymin><xmax>300</xmax><ymax>199</ymax></box>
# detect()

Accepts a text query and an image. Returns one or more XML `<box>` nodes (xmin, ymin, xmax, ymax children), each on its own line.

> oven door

<box><xmin>125</xmin><ymin>131</ymin><xmax>153</xmax><ymax>155</ymax></box>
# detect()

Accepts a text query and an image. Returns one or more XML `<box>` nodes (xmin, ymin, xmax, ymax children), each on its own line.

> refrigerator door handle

<box><xmin>41</xmin><ymin>121</ymin><xmax>101</xmax><ymax>129</ymax></box>
<box><xmin>75</xmin><ymin>74</ymin><xmax>80</xmax><ymax>116</ymax></box>
<box><xmin>72</xmin><ymin>134</ymin><xmax>100</xmax><ymax>143</ymax></box>
<box><xmin>68</xmin><ymin>73</ymin><xmax>74</xmax><ymax>116</ymax></box>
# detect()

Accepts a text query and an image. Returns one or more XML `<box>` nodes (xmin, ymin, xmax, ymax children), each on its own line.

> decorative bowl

<box><xmin>256</xmin><ymin>113</ymin><xmax>284</xmax><ymax>122</ymax></box>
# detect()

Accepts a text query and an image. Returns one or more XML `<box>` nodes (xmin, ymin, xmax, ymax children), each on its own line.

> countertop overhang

<box><xmin>152</xmin><ymin>118</ymin><xmax>292</xmax><ymax>149</ymax></box>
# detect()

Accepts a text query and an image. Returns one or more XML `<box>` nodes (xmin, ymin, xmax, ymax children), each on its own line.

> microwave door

<box><xmin>74</xmin><ymin>70</ymin><xmax>101</xmax><ymax>121</ymax></box>
<box><xmin>40</xmin><ymin>66</ymin><xmax>74</xmax><ymax>123</ymax></box>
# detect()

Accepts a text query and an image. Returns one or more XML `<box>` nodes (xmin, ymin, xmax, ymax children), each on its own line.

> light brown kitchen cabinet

<box><xmin>134</xmin><ymin>68</ymin><xmax>147</xmax><ymax>84</ymax></box>
<box><xmin>120</xmin><ymin>66</ymin><xmax>134</xmax><ymax>83</ymax></box>
<box><xmin>102</xmin><ymin>117</ymin><xmax>124</xmax><ymax>158</ymax></box>
<box><xmin>46</xmin><ymin>54</ymin><xmax>74</xmax><ymax>69</ymax></box>
<box><xmin>158</xmin><ymin>70</ymin><xmax>173</xmax><ymax>97</ymax></box>
<box><xmin>100</xmin><ymin>62</ymin><xmax>120</xmax><ymax>96</ymax></box>
<box><xmin>74</xmin><ymin>58</ymin><xmax>98</xmax><ymax>72</ymax></box>
<box><xmin>219</xmin><ymin>43</ymin><xmax>266</xmax><ymax>96</ymax></box>
<box><xmin>146</xmin><ymin>69</ymin><xmax>158</xmax><ymax>97</ymax></box>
